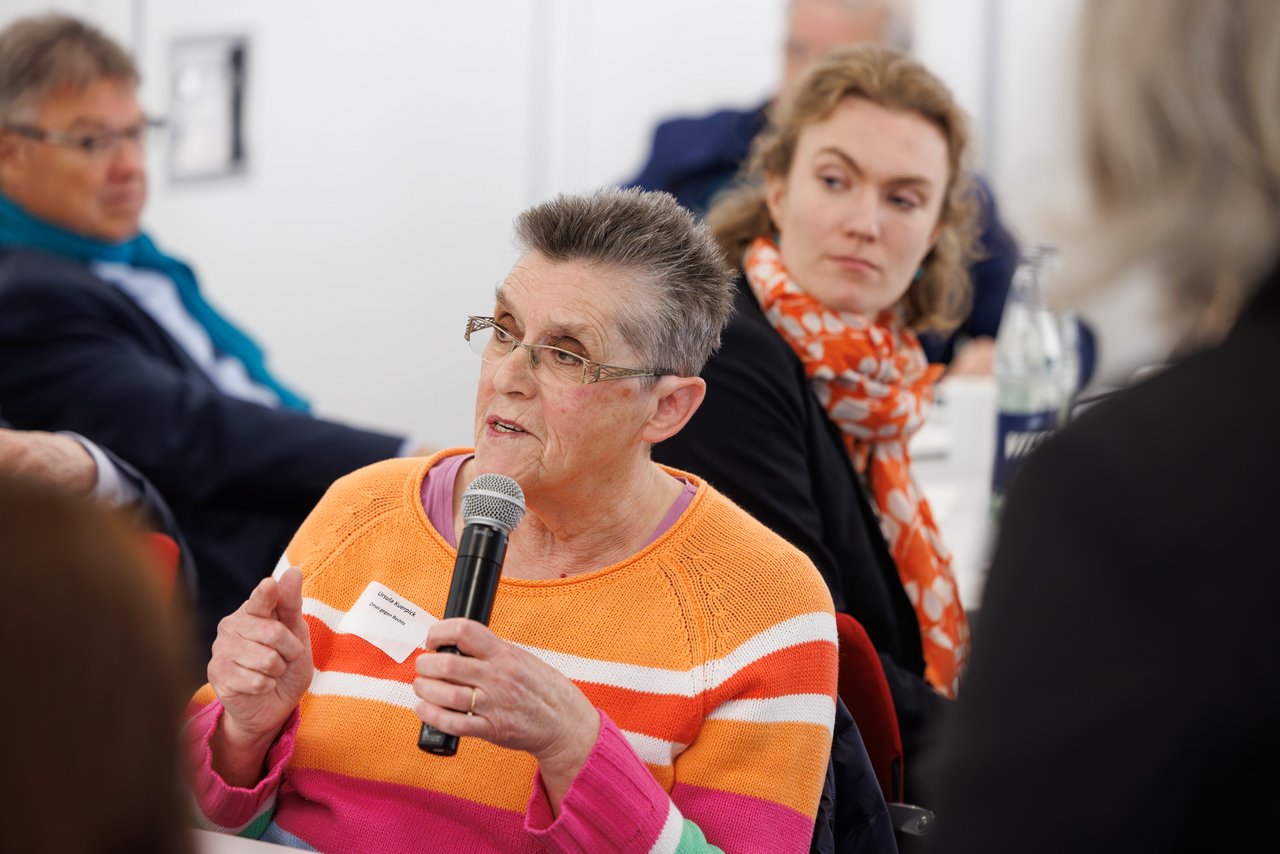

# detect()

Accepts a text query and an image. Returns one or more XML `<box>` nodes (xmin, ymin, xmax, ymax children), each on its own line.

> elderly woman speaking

<box><xmin>186</xmin><ymin>189</ymin><xmax>840</xmax><ymax>852</ymax></box>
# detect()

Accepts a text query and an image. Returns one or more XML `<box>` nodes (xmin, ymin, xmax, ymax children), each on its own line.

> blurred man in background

<box><xmin>0</xmin><ymin>14</ymin><xmax>407</xmax><ymax>654</ymax></box>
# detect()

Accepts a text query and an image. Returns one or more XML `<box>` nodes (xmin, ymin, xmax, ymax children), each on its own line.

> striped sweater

<box><xmin>188</xmin><ymin>453</ymin><xmax>838</xmax><ymax>852</ymax></box>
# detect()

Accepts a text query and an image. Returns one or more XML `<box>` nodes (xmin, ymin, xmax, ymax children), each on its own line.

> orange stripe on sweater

<box><xmin>675</xmin><ymin>717</ymin><xmax>831</xmax><ymax>818</ymax></box>
<box><xmin>709</xmin><ymin>640</ymin><xmax>839</xmax><ymax>702</ymax></box>
<box><xmin>489</xmin><ymin>572</ymin><xmax>824</xmax><ymax>669</ymax></box>
<box><xmin>307</xmin><ymin>614</ymin><xmax>422</xmax><ymax>682</ymax></box>
<box><xmin>576</xmin><ymin>640</ymin><xmax>836</xmax><ymax>740</ymax></box>
<box><xmin>305</xmin><ymin>607</ymin><xmax>836</xmax><ymax>705</ymax></box>
<box><xmin>290</xmin><ymin>692</ymin><xmax>539</xmax><ymax>813</ymax></box>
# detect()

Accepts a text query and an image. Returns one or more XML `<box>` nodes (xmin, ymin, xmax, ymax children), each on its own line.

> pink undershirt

<box><xmin>421</xmin><ymin>453</ymin><xmax>695</xmax><ymax>555</ymax></box>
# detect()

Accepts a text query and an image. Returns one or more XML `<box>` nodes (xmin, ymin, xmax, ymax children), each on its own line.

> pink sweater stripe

<box><xmin>186</xmin><ymin>700</ymin><xmax>299</xmax><ymax>833</ymax></box>
<box><xmin>526</xmin><ymin>712</ymin><xmax>670</xmax><ymax>852</ymax></box>
<box><xmin>669</xmin><ymin>780</ymin><xmax>817</xmax><ymax>852</ymax></box>
<box><xmin>273</xmin><ymin>767</ymin><xmax>532</xmax><ymax>853</ymax></box>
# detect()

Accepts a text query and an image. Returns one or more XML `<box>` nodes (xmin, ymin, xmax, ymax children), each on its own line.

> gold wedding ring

<box><xmin>468</xmin><ymin>686</ymin><xmax>478</xmax><ymax>716</ymax></box>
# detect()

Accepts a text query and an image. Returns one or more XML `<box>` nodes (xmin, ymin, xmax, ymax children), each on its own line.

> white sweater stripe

<box><xmin>302</xmin><ymin>599</ymin><xmax>835</xmax><ymax>699</ymax></box>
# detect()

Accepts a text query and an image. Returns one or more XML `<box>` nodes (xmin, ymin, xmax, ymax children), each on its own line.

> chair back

<box><xmin>834</xmin><ymin>612</ymin><xmax>905</xmax><ymax>801</ymax></box>
<box><xmin>144</xmin><ymin>531</ymin><xmax>181</xmax><ymax>597</ymax></box>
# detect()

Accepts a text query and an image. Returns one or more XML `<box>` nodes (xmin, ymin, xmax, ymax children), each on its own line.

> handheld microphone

<box><xmin>418</xmin><ymin>473</ymin><xmax>525</xmax><ymax>756</ymax></box>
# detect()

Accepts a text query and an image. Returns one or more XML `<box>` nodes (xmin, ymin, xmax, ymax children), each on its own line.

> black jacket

<box><xmin>928</xmin><ymin>270</ymin><xmax>1280</xmax><ymax>852</ymax></box>
<box><xmin>655</xmin><ymin>277</ymin><xmax>947</xmax><ymax>787</ymax></box>
<box><xmin>0</xmin><ymin>247</ymin><xmax>404</xmax><ymax>653</ymax></box>
<box><xmin>812</xmin><ymin>698</ymin><xmax>898</xmax><ymax>854</ymax></box>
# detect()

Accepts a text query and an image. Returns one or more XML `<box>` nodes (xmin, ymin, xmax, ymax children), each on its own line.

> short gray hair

<box><xmin>787</xmin><ymin>0</ymin><xmax>914</xmax><ymax>52</ymax></box>
<box><xmin>0</xmin><ymin>14</ymin><xmax>137</xmax><ymax>123</ymax></box>
<box><xmin>513</xmin><ymin>188</ymin><xmax>736</xmax><ymax>378</ymax></box>
<box><xmin>1078</xmin><ymin>0</ymin><xmax>1280</xmax><ymax>335</ymax></box>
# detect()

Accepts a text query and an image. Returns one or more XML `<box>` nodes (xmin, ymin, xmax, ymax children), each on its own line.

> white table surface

<box><xmin>909</xmin><ymin>375</ymin><xmax>998</xmax><ymax>613</ymax></box>
<box><xmin>196</xmin><ymin>829</ymin><xmax>293</xmax><ymax>852</ymax></box>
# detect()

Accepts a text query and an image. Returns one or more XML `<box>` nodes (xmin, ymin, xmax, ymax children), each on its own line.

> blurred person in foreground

<box><xmin>929</xmin><ymin>1</ymin><xmax>1280</xmax><ymax>850</ymax></box>
<box><xmin>657</xmin><ymin>44</ymin><xmax>981</xmax><ymax>796</ymax></box>
<box><xmin>0</xmin><ymin>476</ymin><xmax>194</xmax><ymax>854</ymax></box>
<box><xmin>627</xmin><ymin>0</ymin><xmax>1018</xmax><ymax>373</ymax></box>
<box><xmin>187</xmin><ymin>189</ymin><xmax>886</xmax><ymax>852</ymax></box>
<box><xmin>0</xmin><ymin>14</ymin><xmax>407</xmax><ymax>652</ymax></box>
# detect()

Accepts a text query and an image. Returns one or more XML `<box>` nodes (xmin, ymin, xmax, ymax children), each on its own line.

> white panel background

<box><xmin>1</xmin><ymin>0</ymin><xmax>1094</xmax><ymax>444</ymax></box>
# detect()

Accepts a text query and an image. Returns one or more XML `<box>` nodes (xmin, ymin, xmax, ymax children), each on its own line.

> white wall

<box><xmin>536</xmin><ymin>0</ymin><xmax>782</xmax><ymax>195</ymax></box>
<box><xmin>988</xmin><ymin>0</ymin><xmax>1089</xmax><ymax>245</ymax></box>
<box><xmin>2</xmin><ymin>0</ymin><xmax>1092</xmax><ymax>442</ymax></box>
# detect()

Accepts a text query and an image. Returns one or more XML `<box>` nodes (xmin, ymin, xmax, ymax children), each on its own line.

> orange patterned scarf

<box><xmin>744</xmin><ymin>236</ymin><xmax>969</xmax><ymax>697</ymax></box>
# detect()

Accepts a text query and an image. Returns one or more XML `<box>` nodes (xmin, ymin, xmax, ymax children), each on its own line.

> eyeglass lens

<box><xmin>466</xmin><ymin>320</ymin><xmax>589</xmax><ymax>385</ymax></box>
<box><xmin>85</xmin><ymin>124</ymin><xmax>153</xmax><ymax>152</ymax></box>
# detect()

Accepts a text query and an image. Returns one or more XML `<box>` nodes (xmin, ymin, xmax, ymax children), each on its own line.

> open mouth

<box><xmin>491</xmin><ymin>418</ymin><xmax>526</xmax><ymax>434</ymax></box>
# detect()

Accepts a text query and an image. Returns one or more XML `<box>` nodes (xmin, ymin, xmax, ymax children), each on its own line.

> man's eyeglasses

<box><xmin>464</xmin><ymin>316</ymin><xmax>671</xmax><ymax>386</ymax></box>
<box><xmin>2</xmin><ymin>118</ymin><xmax>165</xmax><ymax>157</ymax></box>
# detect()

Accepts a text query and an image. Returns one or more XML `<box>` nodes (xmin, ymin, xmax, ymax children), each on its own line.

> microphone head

<box><xmin>461</xmin><ymin>474</ymin><xmax>526</xmax><ymax>533</ymax></box>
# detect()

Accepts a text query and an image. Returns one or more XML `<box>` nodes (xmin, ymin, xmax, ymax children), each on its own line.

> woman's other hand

<box><xmin>207</xmin><ymin>567</ymin><xmax>314</xmax><ymax>786</ymax></box>
<box><xmin>414</xmin><ymin>619</ymin><xmax>601</xmax><ymax>813</ymax></box>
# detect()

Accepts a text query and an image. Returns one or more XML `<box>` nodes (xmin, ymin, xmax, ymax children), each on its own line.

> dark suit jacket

<box><xmin>928</xmin><ymin>269</ymin><xmax>1280</xmax><ymax>852</ymax></box>
<box><xmin>626</xmin><ymin>101</ymin><xmax>1022</xmax><ymax>366</ymax></box>
<box><xmin>628</xmin><ymin>105</ymin><xmax>767</xmax><ymax>218</ymax></box>
<box><xmin>655</xmin><ymin>276</ymin><xmax>946</xmax><ymax>793</ymax></box>
<box><xmin>0</xmin><ymin>247</ymin><xmax>405</xmax><ymax>653</ymax></box>
<box><xmin>92</xmin><ymin>435</ymin><xmax>199</xmax><ymax>595</ymax></box>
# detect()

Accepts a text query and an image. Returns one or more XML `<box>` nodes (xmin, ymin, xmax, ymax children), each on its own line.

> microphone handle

<box><xmin>418</xmin><ymin>523</ymin><xmax>509</xmax><ymax>756</ymax></box>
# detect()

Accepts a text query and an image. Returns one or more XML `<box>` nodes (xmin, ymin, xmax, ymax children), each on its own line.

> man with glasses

<box><xmin>0</xmin><ymin>14</ymin><xmax>406</xmax><ymax>657</ymax></box>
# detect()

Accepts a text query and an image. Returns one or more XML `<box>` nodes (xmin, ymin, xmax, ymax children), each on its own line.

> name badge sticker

<box><xmin>338</xmin><ymin>581</ymin><xmax>437</xmax><ymax>663</ymax></box>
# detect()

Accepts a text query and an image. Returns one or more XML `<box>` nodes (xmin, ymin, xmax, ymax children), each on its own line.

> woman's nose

<box><xmin>490</xmin><ymin>341</ymin><xmax>538</xmax><ymax>394</ymax></box>
<box><xmin>842</xmin><ymin>186</ymin><xmax>881</xmax><ymax>240</ymax></box>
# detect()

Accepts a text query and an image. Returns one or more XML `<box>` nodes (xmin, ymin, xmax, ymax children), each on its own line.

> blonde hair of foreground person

<box><xmin>0</xmin><ymin>476</ymin><xmax>194</xmax><ymax>854</ymax></box>
<box><xmin>1076</xmin><ymin>0</ymin><xmax>1280</xmax><ymax>337</ymax></box>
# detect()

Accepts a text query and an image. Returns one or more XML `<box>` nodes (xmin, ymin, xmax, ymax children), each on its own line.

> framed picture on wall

<box><xmin>168</xmin><ymin>35</ymin><xmax>248</xmax><ymax>182</ymax></box>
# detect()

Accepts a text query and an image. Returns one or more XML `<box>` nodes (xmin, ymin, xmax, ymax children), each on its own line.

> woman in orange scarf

<box><xmin>657</xmin><ymin>44</ymin><xmax>980</xmax><ymax>720</ymax></box>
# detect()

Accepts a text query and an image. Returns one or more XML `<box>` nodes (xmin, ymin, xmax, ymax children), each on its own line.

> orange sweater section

<box><xmin>193</xmin><ymin>451</ymin><xmax>838</xmax><ymax>844</ymax></box>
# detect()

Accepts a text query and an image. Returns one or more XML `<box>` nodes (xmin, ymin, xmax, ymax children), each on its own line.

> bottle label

<box><xmin>992</xmin><ymin>409</ymin><xmax>1058</xmax><ymax>496</ymax></box>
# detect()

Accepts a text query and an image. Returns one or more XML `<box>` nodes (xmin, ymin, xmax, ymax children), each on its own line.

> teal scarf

<box><xmin>0</xmin><ymin>192</ymin><xmax>309</xmax><ymax>412</ymax></box>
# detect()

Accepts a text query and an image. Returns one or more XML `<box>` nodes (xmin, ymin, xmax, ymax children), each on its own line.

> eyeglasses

<box><xmin>2</xmin><ymin>118</ymin><xmax>164</xmax><ymax>157</ymax></box>
<box><xmin>464</xmin><ymin>316</ymin><xmax>671</xmax><ymax>386</ymax></box>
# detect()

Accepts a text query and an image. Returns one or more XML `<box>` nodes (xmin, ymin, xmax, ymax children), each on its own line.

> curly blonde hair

<box><xmin>708</xmin><ymin>44</ymin><xmax>981</xmax><ymax>332</ymax></box>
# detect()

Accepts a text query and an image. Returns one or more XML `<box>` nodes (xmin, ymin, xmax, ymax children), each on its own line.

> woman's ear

<box><xmin>641</xmin><ymin>376</ymin><xmax>707</xmax><ymax>445</ymax></box>
<box><xmin>764</xmin><ymin>171</ymin><xmax>788</xmax><ymax>233</ymax></box>
<box><xmin>929</xmin><ymin>220</ymin><xmax>944</xmax><ymax>249</ymax></box>
<box><xmin>915</xmin><ymin>220</ymin><xmax>944</xmax><ymax>279</ymax></box>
